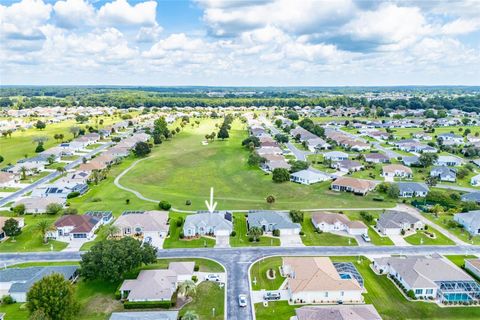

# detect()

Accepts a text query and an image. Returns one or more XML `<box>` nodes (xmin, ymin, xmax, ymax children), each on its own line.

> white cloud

<box><xmin>53</xmin><ymin>0</ymin><xmax>96</xmax><ymax>29</ymax></box>
<box><xmin>0</xmin><ymin>0</ymin><xmax>52</xmax><ymax>40</ymax></box>
<box><xmin>441</xmin><ymin>18</ymin><xmax>480</xmax><ymax>35</ymax></box>
<box><xmin>98</xmin><ymin>0</ymin><xmax>157</xmax><ymax>27</ymax></box>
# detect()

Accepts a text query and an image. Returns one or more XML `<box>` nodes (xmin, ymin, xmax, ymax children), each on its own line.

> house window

<box><xmin>325</xmin><ymin>292</ymin><xmax>328</xmax><ymax>297</ymax></box>
<box><xmin>415</xmin><ymin>289</ymin><xmax>423</xmax><ymax>295</ymax></box>
<box><xmin>125</xmin><ymin>227</ymin><xmax>131</xmax><ymax>235</ymax></box>
<box><xmin>426</xmin><ymin>289</ymin><xmax>433</xmax><ymax>295</ymax></box>
<box><xmin>341</xmin><ymin>291</ymin><xmax>344</xmax><ymax>296</ymax></box>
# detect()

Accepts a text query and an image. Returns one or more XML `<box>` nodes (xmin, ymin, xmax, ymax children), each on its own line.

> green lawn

<box><xmin>79</xmin><ymin>224</ymin><xmax>110</xmax><ymax>251</ymax></box>
<box><xmin>250</xmin><ymin>257</ymin><xmax>286</xmax><ymax>291</ymax></box>
<box><xmin>178</xmin><ymin>281</ymin><xmax>224</xmax><ymax>320</ymax></box>
<box><xmin>404</xmin><ymin>226</ymin><xmax>456</xmax><ymax>245</ymax></box>
<box><xmin>0</xmin><ymin>213</ymin><xmax>67</xmax><ymax>252</ymax></box>
<box><xmin>119</xmin><ymin>118</ymin><xmax>395</xmax><ymax>210</ymax></box>
<box><xmin>163</xmin><ymin>212</ymin><xmax>216</xmax><ymax>249</ymax></box>
<box><xmin>444</xmin><ymin>255</ymin><xmax>478</xmax><ymax>268</ymax></box>
<box><xmin>422</xmin><ymin>212</ymin><xmax>480</xmax><ymax>245</ymax></box>
<box><xmin>230</xmin><ymin>213</ymin><xmax>280</xmax><ymax>247</ymax></box>
<box><xmin>255</xmin><ymin>256</ymin><xmax>480</xmax><ymax>320</ymax></box>
<box><xmin>300</xmin><ymin>212</ymin><xmax>357</xmax><ymax>246</ymax></box>
<box><xmin>342</xmin><ymin>210</ymin><xmax>394</xmax><ymax>246</ymax></box>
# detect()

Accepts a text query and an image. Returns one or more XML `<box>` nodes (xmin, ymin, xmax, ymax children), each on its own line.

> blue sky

<box><xmin>0</xmin><ymin>0</ymin><xmax>479</xmax><ymax>86</ymax></box>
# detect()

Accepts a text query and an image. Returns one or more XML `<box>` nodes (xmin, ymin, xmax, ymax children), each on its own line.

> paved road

<box><xmin>0</xmin><ymin>142</ymin><xmax>113</xmax><ymax>207</ymax></box>
<box><xmin>2</xmin><ymin>245</ymin><xmax>480</xmax><ymax>320</ymax></box>
<box><xmin>373</xmin><ymin>141</ymin><xmax>401</xmax><ymax>159</ymax></box>
<box><xmin>436</xmin><ymin>184</ymin><xmax>479</xmax><ymax>193</ymax></box>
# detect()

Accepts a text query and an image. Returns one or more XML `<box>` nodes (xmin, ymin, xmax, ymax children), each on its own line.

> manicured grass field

<box><xmin>230</xmin><ymin>213</ymin><xmax>280</xmax><ymax>247</ymax></box>
<box><xmin>300</xmin><ymin>212</ymin><xmax>357</xmax><ymax>246</ymax></box>
<box><xmin>0</xmin><ymin>212</ymin><xmax>67</xmax><ymax>252</ymax></box>
<box><xmin>163</xmin><ymin>212</ymin><xmax>215</xmax><ymax>249</ymax></box>
<box><xmin>178</xmin><ymin>281</ymin><xmax>224</xmax><ymax>320</ymax></box>
<box><xmin>422</xmin><ymin>212</ymin><xmax>480</xmax><ymax>245</ymax></box>
<box><xmin>119</xmin><ymin>118</ymin><xmax>395</xmax><ymax>210</ymax></box>
<box><xmin>250</xmin><ymin>257</ymin><xmax>286</xmax><ymax>291</ymax></box>
<box><xmin>254</xmin><ymin>256</ymin><xmax>480</xmax><ymax>320</ymax></box>
<box><xmin>404</xmin><ymin>226</ymin><xmax>455</xmax><ymax>245</ymax></box>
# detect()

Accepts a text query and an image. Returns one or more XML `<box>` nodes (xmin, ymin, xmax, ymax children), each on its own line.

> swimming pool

<box><xmin>443</xmin><ymin>293</ymin><xmax>472</xmax><ymax>302</ymax></box>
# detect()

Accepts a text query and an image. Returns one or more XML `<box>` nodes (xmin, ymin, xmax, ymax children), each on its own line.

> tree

<box><xmin>248</xmin><ymin>226</ymin><xmax>263</xmax><ymax>241</ymax></box>
<box><xmin>182</xmin><ymin>311</ymin><xmax>199</xmax><ymax>320</ymax></box>
<box><xmin>27</xmin><ymin>273</ymin><xmax>79</xmax><ymax>320</ymax></box>
<box><xmin>159</xmin><ymin>200</ymin><xmax>172</xmax><ymax>210</ymax></box>
<box><xmin>105</xmin><ymin>224</ymin><xmax>120</xmax><ymax>238</ymax></box>
<box><xmin>45</xmin><ymin>203</ymin><xmax>63</xmax><ymax>215</ymax></box>
<box><xmin>46</xmin><ymin>154</ymin><xmax>56</xmax><ymax>165</ymax></box>
<box><xmin>80</xmin><ymin>237</ymin><xmax>157</xmax><ymax>282</ymax></box>
<box><xmin>75</xmin><ymin>115</ymin><xmax>89</xmax><ymax>123</ymax></box>
<box><xmin>247</xmin><ymin>153</ymin><xmax>265</xmax><ymax>166</ymax></box>
<box><xmin>272</xmin><ymin>168</ymin><xmax>290</xmax><ymax>183</ymax></box>
<box><xmin>36</xmin><ymin>220</ymin><xmax>54</xmax><ymax>244</ymax></box>
<box><xmin>289</xmin><ymin>210</ymin><xmax>304</xmax><ymax>223</ymax></box>
<box><xmin>34</xmin><ymin>120</ymin><xmax>46</xmax><ymax>130</ymax></box>
<box><xmin>69</xmin><ymin>126</ymin><xmax>80</xmax><ymax>138</ymax></box>
<box><xmin>289</xmin><ymin>161</ymin><xmax>308</xmax><ymax>173</ymax></box>
<box><xmin>153</xmin><ymin>117</ymin><xmax>169</xmax><ymax>137</ymax></box>
<box><xmin>12</xmin><ymin>203</ymin><xmax>26</xmax><ymax>215</ymax></box>
<box><xmin>425</xmin><ymin>175</ymin><xmax>438</xmax><ymax>187</ymax></box>
<box><xmin>266</xmin><ymin>195</ymin><xmax>275</xmax><ymax>204</ymax></box>
<box><xmin>419</xmin><ymin>153</ymin><xmax>438</xmax><ymax>168</ymax></box>
<box><xmin>178</xmin><ymin>280</ymin><xmax>197</xmax><ymax>298</ymax></box>
<box><xmin>274</xmin><ymin>133</ymin><xmax>289</xmax><ymax>143</ymax></box>
<box><xmin>217</xmin><ymin>126</ymin><xmax>229</xmax><ymax>140</ymax></box>
<box><xmin>241</xmin><ymin>136</ymin><xmax>260</xmax><ymax>148</ymax></box>
<box><xmin>0</xmin><ymin>155</ymin><xmax>3</xmax><ymax>163</ymax></box>
<box><xmin>19</xmin><ymin>166</ymin><xmax>28</xmax><ymax>180</ymax></box>
<box><xmin>3</xmin><ymin>218</ymin><xmax>21</xmax><ymax>236</ymax></box>
<box><xmin>133</xmin><ymin>141</ymin><xmax>151</xmax><ymax>157</ymax></box>
<box><xmin>35</xmin><ymin>142</ymin><xmax>45</xmax><ymax>153</ymax></box>
<box><xmin>53</xmin><ymin>133</ymin><xmax>64</xmax><ymax>142</ymax></box>
<box><xmin>63</xmin><ymin>207</ymin><xmax>78</xmax><ymax>215</ymax></box>
<box><xmin>387</xmin><ymin>184</ymin><xmax>399</xmax><ymax>199</ymax></box>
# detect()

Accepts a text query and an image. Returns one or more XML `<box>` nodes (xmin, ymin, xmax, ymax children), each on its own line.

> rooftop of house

<box><xmin>455</xmin><ymin>210</ymin><xmax>480</xmax><ymax>229</ymax></box>
<box><xmin>462</xmin><ymin>192</ymin><xmax>480</xmax><ymax>202</ymax></box>
<box><xmin>109</xmin><ymin>311</ymin><xmax>179</xmax><ymax>320</ymax></box>
<box><xmin>331</xmin><ymin>177</ymin><xmax>376</xmax><ymax>190</ymax></box>
<box><xmin>311</xmin><ymin>212</ymin><xmax>366</xmax><ymax>229</ymax></box>
<box><xmin>183</xmin><ymin>212</ymin><xmax>233</xmax><ymax>230</ymax></box>
<box><xmin>295</xmin><ymin>305</ymin><xmax>382</xmax><ymax>320</ymax></box>
<box><xmin>377</xmin><ymin>210</ymin><xmax>420</xmax><ymax>229</ymax></box>
<box><xmin>291</xmin><ymin>168</ymin><xmax>332</xmax><ymax>180</ymax></box>
<box><xmin>54</xmin><ymin>215</ymin><xmax>101</xmax><ymax>233</ymax></box>
<box><xmin>335</xmin><ymin>160</ymin><xmax>363</xmax><ymax>168</ymax></box>
<box><xmin>397</xmin><ymin>182</ymin><xmax>429</xmax><ymax>193</ymax></box>
<box><xmin>383</xmin><ymin>164</ymin><xmax>412</xmax><ymax>174</ymax></box>
<box><xmin>114</xmin><ymin>210</ymin><xmax>169</xmax><ymax>232</ymax></box>
<box><xmin>120</xmin><ymin>269</ymin><xmax>178</xmax><ymax>301</ymax></box>
<box><xmin>248</xmin><ymin>211</ymin><xmax>300</xmax><ymax>230</ymax></box>
<box><xmin>0</xmin><ymin>266</ymin><xmax>78</xmax><ymax>293</ymax></box>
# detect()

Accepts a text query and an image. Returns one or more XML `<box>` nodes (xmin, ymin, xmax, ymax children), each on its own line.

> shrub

<box><xmin>360</xmin><ymin>211</ymin><xmax>373</xmax><ymax>223</ymax></box>
<box><xmin>272</xmin><ymin>229</ymin><xmax>280</xmax><ymax>237</ymax></box>
<box><xmin>230</xmin><ymin>231</ymin><xmax>236</xmax><ymax>237</ymax></box>
<box><xmin>124</xmin><ymin>301</ymin><xmax>172</xmax><ymax>309</ymax></box>
<box><xmin>192</xmin><ymin>275</ymin><xmax>198</xmax><ymax>283</ymax></box>
<box><xmin>248</xmin><ymin>236</ymin><xmax>254</xmax><ymax>242</ymax></box>
<box><xmin>400</xmin><ymin>229</ymin><xmax>406</xmax><ymax>236</ymax></box>
<box><xmin>299</xmin><ymin>231</ymin><xmax>305</xmax><ymax>236</ymax></box>
<box><xmin>194</xmin><ymin>264</ymin><xmax>200</xmax><ymax>272</ymax></box>
<box><xmin>159</xmin><ymin>200</ymin><xmax>172</xmax><ymax>211</ymax></box>
<box><xmin>185</xmin><ymin>200</ymin><xmax>191</xmax><ymax>206</ymax></box>
<box><xmin>176</xmin><ymin>218</ymin><xmax>183</xmax><ymax>227</ymax></box>
<box><xmin>1</xmin><ymin>295</ymin><xmax>15</xmax><ymax>304</ymax></box>
<box><xmin>289</xmin><ymin>210</ymin><xmax>304</xmax><ymax>223</ymax></box>
<box><xmin>179</xmin><ymin>232</ymin><xmax>185</xmax><ymax>239</ymax></box>
<box><xmin>266</xmin><ymin>195</ymin><xmax>275</xmax><ymax>204</ymax></box>
<box><xmin>63</xmin><ymin>208</ymin><xmax>78</xmax><ymax>215</ymax></box>
<box><xmin>373</xmin><ymin>197</ymin><xmax>384</xmax><ymax>202</ymax></box>
<box><xmin>66</xmin><ymin>191</ymin><xmax>80</xmax><ymax>199</ymax></box>
<box><xmin>114</xmin><ymin>290</ymin><xmax>121</xmax><ymax>300</ymax></box>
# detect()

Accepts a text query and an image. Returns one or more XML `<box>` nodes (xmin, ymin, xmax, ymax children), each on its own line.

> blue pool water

<box><xmin>443</xmin><ymin>293</ymin><xmax>471</xmax><ymax>302</ymax></box>
<box><xmin>339</xmin><ymin>273</ymin><xmax>352</xmax><ymax>280</ymax></box>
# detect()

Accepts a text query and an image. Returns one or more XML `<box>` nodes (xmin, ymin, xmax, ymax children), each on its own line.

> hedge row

<box><xmin>124</xmin><ymin>300</ymin><xmax>173</xmax><ymax>309</ymax></box>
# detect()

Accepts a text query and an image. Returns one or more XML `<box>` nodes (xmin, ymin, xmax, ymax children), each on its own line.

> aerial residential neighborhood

<box><xmin>1</xmin><ymin>1</ymin><xmax>480</xmax><ymax>320</ymax></box>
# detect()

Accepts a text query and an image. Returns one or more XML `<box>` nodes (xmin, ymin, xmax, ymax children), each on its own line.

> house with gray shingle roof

<box><xmin>290</xmin><ymin>168</ymin><xmax>332</xmax><ymax>185</ymax></box>
<box><xmin>183</xmin><ymin>212</ymin><xmax>233</xmax><ymax>237</ymax></box>
<box><xmin>454</xmin><ymin>210</ymin><xmax>480</xmax><ymax>236</ymax></box>
<box><xmin>462</xmin><ymin>192</ymin><xmax>480</xmax><ymax>204</ymax></box>
<box><xmin>109</xmin><ymin>311</ymin><xmax>178</xmax><ymax>320</ymax></box>
<box><xmin>247</xmin><ymin>211</ymin><xmax>301</xmax><ymax>235</ymax></box>
<box><xmin>373</xmin><ymin>255</ymin><xmax>480</xmax><ymax>302</ymax></box>
<box><xmin>397</xmin><ymin>182</ymin><xmax>429</xmax><ymax>198</ymax></box>
<box><xmin>430</xmin><ymin>166</ymin><xmax>456</xmax><ymax>182</ymax></box>
<box><xmin>0</xmin><ymin>266</ymin><xmax>78</xmax><ymax>302</ymax></box>
<box><xmin>376</xmin><ymin>210</ymin><xmax>424</xmax><ymax>235</ymax></box>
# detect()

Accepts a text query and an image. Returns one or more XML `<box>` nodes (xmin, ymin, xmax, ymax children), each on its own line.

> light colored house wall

<box><xmin>289</xmin><ymin>289</ymin><xmax>363</xmax><ymax>304</ymax></box>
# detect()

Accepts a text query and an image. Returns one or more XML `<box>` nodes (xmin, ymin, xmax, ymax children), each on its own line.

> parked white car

<box><xmin>205</xmin><ymin>274</ymin><xmax>221</xmax><ymax>282</ymax></box>
<box><xmin>238</xmin><ymin>294</ymin><xmax>247</xmax><ymax>307</ymax></box>
<box><xmin>362</xmin><ymin>233</ymin><xmax>371</xmax><ymax>242</ymax></box>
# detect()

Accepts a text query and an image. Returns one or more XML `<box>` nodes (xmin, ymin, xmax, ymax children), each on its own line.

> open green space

<box><xmin>404</xmin><ymin>226</ymin><xmax>456</xmax><ymax>245</ymax></box>
<box><xmin>422</xmin><ymin>212</ymin><xmax>480</xmax><ymax>245</ymax></box>
<box><xmin>163</xmin><ymin>212</ymin><xmax>215</xmax><ymax>249</ymax></box>
<box><xmin>250</xmin><ymin>257</ymin><xmax>285</xmax><ymax>291</ymax></box>
<box><xmin>230</xmin><ymin>213</ymin><xmax>280</xmax><ymax>247</ymax></box>
<box><xmin>0</xmin><ymin>212</ymin><xmax>67</xmax><ymax>252</ymax></box>
<box><xmin>119</xmin><ymin>118</ymin><xmax>395</xmax><ymax>210</ymax></box>
<box><xmin>254</xmin><ymin>256</ymin><xmax>480</xmax><ymax>320</ymax></box>
<box><xmin>300</xmin><ymin>212</ymin><xmax>357</xmax><ymax>246</ymax></box>
<box><xmin>178</xmin><ymin>281</ymin><xmax>224</xmax><ymax>320</ymax></box>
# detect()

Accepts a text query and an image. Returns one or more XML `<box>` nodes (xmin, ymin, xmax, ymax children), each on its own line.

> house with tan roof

<box><xmin>293</xmin><ymin>305</ymin><xmax>382</xmax><ymax>320</ymax></box>
<box><xmin>331</xmin><ymin>177</ymin><xmax>376</xmax><ymax>196</ymax></box>
<box><xmin>78</xmin><ymin>161</ymin><xmax>106</xmax><ymax>172</ymax></box>
<box><xmin>465</xmin><ymin>259</ymin><xmax>480</xmax><ymax>280</ymax></box>
<box><xmin>0</xmin><ymin>172</ymin><xmax>18</xmax><ymax>187</ymax></box>
<box><xmin>282</xmin><ymin>257</ymin><xmax>364</xmax><ymax>304</ymax></box>
<box><xmin>382</xmin><ymin>164</ymin><xmax>413</xmax><ymax>178</ymax></box>
<box><xmin>113</xmin><ymin>211</ymin><xmax>169</xmax><ymax>247</ymax></box>
<box><xmin>13</xmin><ymin>197</ymin><xmax>65</xmax><ymax>214</ymax></box>
<box><xmin>119</xmin><ymin>261</ymin><xmax>194</xmax><ymax>302</ymax></box>
<box><xmin>311</xmin><ymin>212</ymin><xmax>367</xmax><ymax>236</ymax></box>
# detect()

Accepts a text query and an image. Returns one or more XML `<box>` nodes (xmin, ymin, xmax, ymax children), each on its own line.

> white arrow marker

<box><xmin>205</xmin><ymin>187</ymin><xmax>218</xmax><ymax>213</ymax></box>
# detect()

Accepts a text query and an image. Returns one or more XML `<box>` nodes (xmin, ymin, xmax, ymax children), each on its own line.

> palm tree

<box><xmin>105</xmin><ymin>224</ymin><xmax>120</xmax><ymax>238</ymax></box>
<box><xmin>56</xmin><ymin>166</ymin><xmax>66</xmax><ymax>174</ymax></box>
<box><xmin>248</xmin><ymin>226</ymin><xmax>263</xmax><ymax>241</ymax></box>
<box><xmin>182</xmin><ymin>311</ymin><xmax>199</xmax><ymax>320</ymax></box>
<box><xmin>19</xmin><ymin>166</ymin><xmax>28</xmax><ymax>180</ymax></box>
<box><xmin>36</xmin><ymin>220</ymin><xmax>54</xmax><ymax>244</ymax></box>
<box><xmin>178</xmin><ymin>280</ymin><xmax>196</xmax><ymax>298</ymax></box>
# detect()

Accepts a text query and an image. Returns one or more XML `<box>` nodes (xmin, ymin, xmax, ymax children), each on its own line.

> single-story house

<box><xmin>0</xmin><ymin>266</ymin><xmax>78</xmax><ymax>302</ymax></box>
<box><xmin>342</xmin><ymin>140</ymin><xmax>370</xmax><ymax>152</ymax></box>
<box><xmin>307</xmin><ymin>138</ymin><xmax>330</xmax><ymax>152</ymax></box>
<box><xmin>376</xmin><ymin>210</ymin><xmax>424</xmax><ymax>235</ymax></box>
<box><xmin>364</xmin><ymin>153</ymin><xmax>389</xmax><ymax>164</ymax></box>
<box><xmin>311</xmin><ymin>212</ymin><xmax>367</xmax><ymax>235</ymax></box>
<box><xmin>454</xmin><ymin>210</ymin><xmax>480</xmax><ymax>236</ymax></box>
<box><xmin>282</xmin><ymin>257</ymin><xmax>364</xmax><ymax>304</ymax></box>
<box><xmin>290</xmin><ymin>168</ymin><xmax>332</xmax><ymax>185</ymax></box>
<box><xmin>332</xmin><ymin>160</ymin><xmax>364</xmax><ymax>172</ymax></box>
<box><xmin>85</xmin><ymin>211</ymin><xmax>114</xmax><ymax>224</ymax></box>
<box><xmin>13</xmin><ymin>197</ymin><xmax>65</xmax><ymax>214</ymax></box>
<box><xmin>31</xmin><ymin>181</ymin><xmax>88</xmax><ymax>199</ymax></box>
<box><xmin>331</xmin><ymin>177</ymin><xmax>377</xmax><ymax>196</ymax></box>
<box><xmin>465</xmin><ymin>259</ymin><xmax>480</xmax><ymax>280</ymax></box>
<box><xmin>264</xmin><ymin>159</ymin><xmax>291</xmax><ymax>171</ymax></box>
<box><xmin>373</xmin><ymin>255</ymin><xmax>480</xmax><ymax>302</ymax></box>
<box><xmin>0</xmin><ymin>172</ymin><xmax>18</xmax><ymax>187</ymax></box>
<box><xmin>382</xmin><ymin>164</ymin><xmax>413</xmax><ymax>178</ymax></box>
<box><xmin>183</xmin><ymin>212</ymin><xmax>233</xmax><ymax>237</ymax></box>
<box><xmin>324</xmin><ymin>151</ymin><xmax>349</xmax><ymax>162</ymax></box>
<box><xmin>293</xmin><ymin>305</ymin><xmax>382</xmax><ymax>320</ymax></box>
<box><xmin>435</xmin><ymin>155</ymin><xmax>464</xmax><ymax>167</ymax></box>
<box><xmin>0</xmin><ymin>217</ymin><xmax>24</xmax><ymax>241</ymax></box>
<box><xmin>291</xmin><ymin>127</ymin><xmax>317</xmax><ymax>142</ymax></box>
<box><xmin>119</xmin><ymin>261</ymin><xmax>194</xmax><ymax>302</ymax></box>
<box><xmin>430</xmin><ymin>166</ymin><xmax>457</xmax><ymax>182</ymax></box>
<box><xmin>48</xmin><ymin>215</ymin><xmax>102</xmax><ymax>240</ymax></box>
<box><xmin>438</xmin><ymin>133</ymin><xmax>464</xmax><ymax>145</ymax></box>
<box><xmin>109</xmin><ymin>311</ymin><xmax>178</xmax><ymax>320</ymax></box>
<box><xmin>247</xmin><ymin>211</ymin><xmax>301</xmax><ymax>235</ymax></box>
<box><xmin>462</xmin><ymin>192</ymin><xmax>480</xmax><ymax>204</ymax></box>
<box><xmin>114</xmin><ymin>211</ymin><xmax>169</xmax><ymax>240</ymax></box>
<box><xmin>471</xmin><ymin>174</ymin><xmax>480</xmax><ymax>186</ymax></box>
<box><xmin>397</xmin><ymin>182</ymin><xmax>429</xmax><ymax>198</ymax></box>
<box><xmin>403</xmin><ymin>156</ymin><xmax>420</xmax><ymax>167</ymax></box>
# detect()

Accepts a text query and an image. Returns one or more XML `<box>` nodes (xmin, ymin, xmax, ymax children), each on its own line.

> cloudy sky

<box><xmin>0</xmin><ymin>0</ymin><xmax>479</xmax><ymax>86</ymax></box>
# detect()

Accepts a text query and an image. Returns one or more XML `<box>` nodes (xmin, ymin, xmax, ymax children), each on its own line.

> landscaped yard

<box><xmin>404</xmin><ymin>226</ymin><xmax>455</xmax><ymax>245</ymax></box>
<box><xmin>118</xmin><ymin>118</ymin><xmax>396</xmax><ymax>210</ymax></box>
<box><xmin>230</xmin><ymin>213</ymin><xmax>280</xmax><ymax>247</ymax></box>
<box><xmin>0</xmin><ymin>212</ymin><xmax>67</xmax><ymax>252</ymax></box>
<box><xmin>300</xmin><ymin>212</ymin><xmax>357</xmax><ymax>246</ymax></box>
<box><xmin>178</xmin><ymin>281</ymin><xmax>224</xmax><ymax>320</ymax></box>
<box><xmin>250</xmin><ymin>257</ymin><xmax>285</xmax><ymax>291</ymax></box>
<box><xmin>254</xmin><ymin>256</ymin><xmax>480</xmax><ymax>320</ymax></box>
<box><xmin>422</xmin><ymin>212</ymin><xmax>480</xmax><ymax>245</ymax></box>
<box><xmin>163</xmin><ymin>212</ymin><xmax>215</xmax><ymax>249</ymax></box>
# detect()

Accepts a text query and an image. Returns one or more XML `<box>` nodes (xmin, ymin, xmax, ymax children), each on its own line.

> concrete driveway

<box><xmin>215</xmin><ymin>235</ymin><xmax>231</xmax><ymax>248</ymax></box>
<box><xmin>148</xmin><ymin>235</ymin><xmax>165</xmax><ymax>249</ymax></box>
<box><xmin>251</xmin><ymin>289</ymin><xmax>289</xmax><ymax>303</ymax></box>
<box><xmin>280</xmin><ymin>234</ymin><xmax>304</xmax><ymax>247</ymax></box>
<box><xmin>389</xmin><ymin>235</ymin><xmax>411</xmax><ymax>246</ymax></box>
<box><xmin>62</xmin><ymin>238</ymin><xmax>90</xmax><ymax>252</ymax></box>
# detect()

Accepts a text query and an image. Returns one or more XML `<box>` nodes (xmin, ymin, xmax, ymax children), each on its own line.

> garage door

<box><xmin>73</xmin><ymin>233</ymin><xmax>86</xmax><ymax>238</ymax></box>
<box><xmin>216</xmin><ymin>229</ymin><xmax>230</xmax><ymax>236</ymax></box>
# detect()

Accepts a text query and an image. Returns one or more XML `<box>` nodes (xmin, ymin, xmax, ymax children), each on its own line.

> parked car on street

<box><xmin>362</xmin><ymin>233</ymin><xmax>371</xmax><ymax>242</ymax></box>
<box><xmin>206</xmin><ymin>274</ymin><xmax>221</xmax><ymax>282</ymax></box>
<box><xmin>238</xmin><ymin>294</ymin><xmax>247</xmax><ymax>307</ymax></box>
